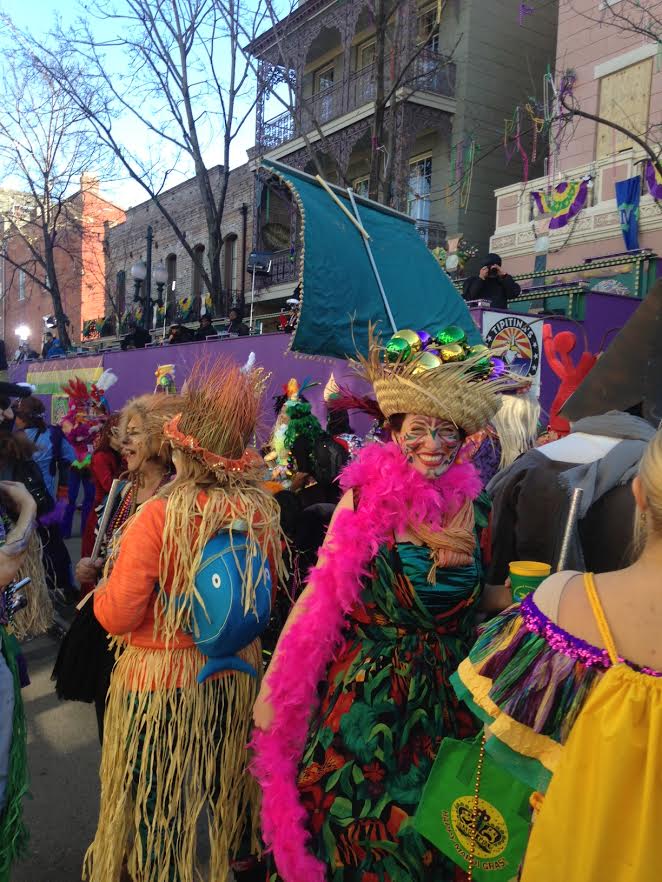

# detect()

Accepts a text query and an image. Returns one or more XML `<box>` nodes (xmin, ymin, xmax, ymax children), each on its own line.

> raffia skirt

<box><xmin>83</xmin><ymin>639</ymin><xmax>262</xmax><ymax>882</ymax></box>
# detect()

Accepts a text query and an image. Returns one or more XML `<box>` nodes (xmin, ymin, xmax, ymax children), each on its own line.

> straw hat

<box><xmin>355</xmin><ymin>327</ymin><xmax>516</xmax><ymax>436</ymax></box>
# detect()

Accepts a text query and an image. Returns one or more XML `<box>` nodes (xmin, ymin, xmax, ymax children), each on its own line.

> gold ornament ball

<box><xmin>440</xmin><ymin>343</ymin><xmax>465</xmax><ymax>362</ymax></box>
<box><xmin>413</xmin><ymin>352</ymin><xmax>443</xmax><ymax>374</ymax></box>
<box><xmin>392</xmin><ymin>329</ymin><xmax>422</xmax><ymax>353</ymax></box>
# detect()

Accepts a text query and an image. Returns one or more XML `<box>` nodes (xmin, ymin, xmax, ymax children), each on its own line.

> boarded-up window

<box><xmin>596</xmin><ymin>58</ymin><xmax>653</xmax><ymax>159</ymax></box>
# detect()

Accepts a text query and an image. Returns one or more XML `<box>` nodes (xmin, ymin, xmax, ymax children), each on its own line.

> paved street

<box><xmin>13</xmin><ymin>630</ymin><xmax>101</xmax><ymax>882</ymax></box>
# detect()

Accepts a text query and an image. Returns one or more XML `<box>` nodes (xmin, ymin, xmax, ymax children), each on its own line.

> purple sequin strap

<box><xmin>520</xmin><ymin>593</ymin><xmax>662</xmax><ymax>677</ymax></box>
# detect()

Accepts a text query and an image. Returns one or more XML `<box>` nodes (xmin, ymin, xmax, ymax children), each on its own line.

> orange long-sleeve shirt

<box><xmin>93</xmin><ymin>495</ymin><xmax>187</xmax><ymax>648</ymax></box>
<box><xmin>94</xmin><ymin>491</ymin><xmax>278</xmax><ymax>649</ymax></box>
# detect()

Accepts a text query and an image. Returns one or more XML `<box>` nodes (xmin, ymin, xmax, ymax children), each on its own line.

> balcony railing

<box><xmin>415</xmin><ymin>219</ymin><xmax>447</xmax><ymax>250</ymax></box>
<box><xmin>254</xmin><ymin>249</ymin><xmax>298</xmax><ymax>290</ymax></box>
<box><xmin>260</xmin><ymin>53</ymin><xmax>456</xmax><ymax>152</ymax></box>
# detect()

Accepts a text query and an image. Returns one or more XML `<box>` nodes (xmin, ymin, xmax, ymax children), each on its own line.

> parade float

<box><xmin>9</xmin><ymin>161</ymin><xmax>658</xmax><ymax>433</ymax></box>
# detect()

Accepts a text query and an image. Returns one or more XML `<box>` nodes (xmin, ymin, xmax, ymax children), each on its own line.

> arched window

<box><xmin>192</xmin><ymin>244</ymin><xmax>205</xmax><ymax>301</ymax></box>
<box><xmin>166</xmin><ymin>253</ymin><xmax>177</xmax><ymax>296</ymax></box>
<box><xmin>116</xmin><ymin>270</ymin><xmax>126</xmax><ymax>314</ymax></box>
<box><xmin>223</xmin><ymin>234</ymin><xmax>238</xmax><ymax>297</ymax></box>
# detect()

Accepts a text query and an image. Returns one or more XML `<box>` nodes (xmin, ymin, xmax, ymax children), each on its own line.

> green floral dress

<box><xmin>280</xmin><ymin>526</ymin><xmax>483</xmax><ymax>882</ymax></box>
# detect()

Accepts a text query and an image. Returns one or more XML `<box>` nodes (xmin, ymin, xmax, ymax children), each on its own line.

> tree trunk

<box><xmin>369</xmin><ymin>0</ymin><xmax>387</xmax><ymax>202</ymax></box>
<box><xmin>43</xmin><ymin>229</ymin><xmax>72</xmax><ymax>350</ymax></box>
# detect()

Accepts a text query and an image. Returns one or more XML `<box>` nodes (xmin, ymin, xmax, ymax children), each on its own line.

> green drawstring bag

<box><xmin>414</xmin><ymin>735</ymin><xmax>533</xmax><ymax>882</ymax></box>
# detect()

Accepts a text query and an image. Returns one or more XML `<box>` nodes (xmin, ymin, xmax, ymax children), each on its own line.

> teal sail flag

<box><xmin>261</xmin><ymin>160</ymin><xmax>482</xmax><ymax>359</ymax></box>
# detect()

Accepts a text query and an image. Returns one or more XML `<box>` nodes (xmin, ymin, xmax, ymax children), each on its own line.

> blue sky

<box><xmin>1</xmin><ymin>0</ymin><xmax>260</xmax><ymax>208</ymax></box>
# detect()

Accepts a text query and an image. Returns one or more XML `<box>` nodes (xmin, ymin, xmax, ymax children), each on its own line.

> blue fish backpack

<box><xmin>189</xmin><ymin>529</ymin><xmax>272</xmax><ymax>684</ymax></box>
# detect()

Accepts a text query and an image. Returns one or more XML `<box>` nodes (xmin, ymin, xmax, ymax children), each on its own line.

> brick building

<box><xmin>490</xmin><ymin>0</ymin><xmax>662</xmax><ymax>273</ymax></box>
<box><xmin>0</xmin><ymin>175</ymin><xmax>125</xmax><ymax>350</ymax></box>
<box><xmin>104</xmin><ymin>164</ymin><xmax>254</xmax><ymax>331</ymax></box>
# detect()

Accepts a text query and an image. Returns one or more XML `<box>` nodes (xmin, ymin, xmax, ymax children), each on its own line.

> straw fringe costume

<box><xmin>7</xmin><ymin>532</ymin><xmax>52</xmax><ymax>641</ymax></box>
<box><xmin>84</xmin><ymin>362</ymin><xmax>283</xmax><ymax>882</ymax></box>
<box><xmin>253</xmin><ymin>329</ymin><xmax>514</xmax><ymax>882</ymax></box>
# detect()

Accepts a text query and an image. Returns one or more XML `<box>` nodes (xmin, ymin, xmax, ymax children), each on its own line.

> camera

<box><xmin>487</xmin><ymin>266</ymin><xmax>500</xmax><ymax>278</ymax></box>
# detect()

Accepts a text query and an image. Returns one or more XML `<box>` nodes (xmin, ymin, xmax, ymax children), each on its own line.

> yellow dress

<box><xmin>452</xmin><ymin>573</ymin><xmax>662</xmax><ymax>882</ymax></box>
<box><xmin>521</xmin><ymin>573</ymin><xmax>662</xmax><ymax>882</ymax></box>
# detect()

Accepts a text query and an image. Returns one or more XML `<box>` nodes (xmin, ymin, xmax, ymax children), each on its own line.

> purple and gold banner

<box><xmin>26</xmin><ymin>357</ymin><xmax>104</xmax><ymax>395</ymax></box>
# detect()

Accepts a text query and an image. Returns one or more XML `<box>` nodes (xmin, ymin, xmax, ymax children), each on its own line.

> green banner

<box><xmin>262</xmin><ymin>161</ymin><xmax>482</xmax><ymax>360</ymax></box>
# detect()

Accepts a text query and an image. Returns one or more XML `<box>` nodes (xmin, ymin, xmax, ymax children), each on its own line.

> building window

<box><xmin>192</xmin><ymin>244</ymin><xmax>205</xmax><ymax>302</ymax></box>
<box><xmin>357</xmin><ymin>40</ymin><xmax>376</xmax><ymax>71</ymax></box>
<box><xmin>417</xmin><ymin>5</ymin><xmax>440</xmax><ymax>52</ymax></box>
<box><xmin>407</xmin><ymin>155</ymin><xmax>432</xmax><ymax>221</ymax></box>
<box><xmin>223</xmin><ymin>236</ymin><xmax>237</xmax><ymax>297</ymax></box>
<box><xmin>314</xmin><ymin>62</ymin><xmax>336</xmax><ymax>122</ymax></box>
<box><xmin>353</xmin><ymin>177</ymin><xmax>370</xmax><ymax>197</ymax></box>
<box><xmin>166</xmin><ymin>253</ymin><xmax>177</xmax><ymax>295</ymax></box>
<box><xmin>116</xmin><ymin>270</ymin><xmax>126</xmax><ymax>315</ymax></box>
<box><xmin>18</xmin><ymin>269</ymin><xmax>25</xmax><ymax>301</ymax></box>
<box><xmin>596</xmin><ymin>58</ymin><xmax>653</xmax><ymax>159</ymax></box>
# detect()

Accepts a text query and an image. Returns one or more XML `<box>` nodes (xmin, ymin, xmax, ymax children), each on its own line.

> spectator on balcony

<box><xmin>166</xmin><ymin>322</ymin><xmax>195</xmax><ymax>345</ymax></box>
<box><xmin>121</xmin><ymin>321</ymin><xmax>151</xmax><ymax>351</ymax></box>
<box><xmin>195</xmin><ymin>314</ymin><xmax>218</xmax><ymax>342</ymax></box>
<box><xmin>462</xmin><ymin>252</ymin><xmax>520</xmax><ymax>310</ymax></box>
<box><xmin>227</xmin><ymin>308</ymin><xmax>250</xmax><ymax>337</ymax></box>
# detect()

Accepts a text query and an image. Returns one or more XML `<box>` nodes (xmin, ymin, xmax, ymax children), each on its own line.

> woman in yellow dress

<box><xmin>453</xmin><ymin>426</ymin><xmax>662</xmax><ymax>881</ymax></box>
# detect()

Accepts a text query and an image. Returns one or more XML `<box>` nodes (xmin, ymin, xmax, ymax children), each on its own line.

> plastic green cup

<box><xmin>509</xmin><ymin>561</ymin><xmax>552</xmax><ymax>603</ymax></box>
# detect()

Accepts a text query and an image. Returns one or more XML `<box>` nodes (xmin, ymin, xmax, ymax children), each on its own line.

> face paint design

<box><xmin>395</xmin><ymin>415</ymin><xmax>462</xmax><ymax>478</ymax></box>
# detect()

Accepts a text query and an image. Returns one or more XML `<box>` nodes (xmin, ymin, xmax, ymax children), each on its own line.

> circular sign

<box><xmin>450</xmin><ymin>795</ymin><xmax>509</xmax><ymax>859</ymax></box>
<box><xmin>484</xmin><ymin>316</ymin><xmax>540</xmax><ymax>379</ymax></box>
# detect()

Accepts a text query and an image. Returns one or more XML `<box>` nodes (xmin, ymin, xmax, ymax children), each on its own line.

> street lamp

<box><xmin>15</xmin><ymin>325</ymin><xmax>30</xmax><ymax>341</ymax></box>
<box><xmin>153</xmin><ymin>260</ymin><xmax>167</xmax><ymax>306</ymax></box>
<box><xmin>131</xmin><ymin>259</ymin><xmax>147</xmax><ymax>303</ymax></box>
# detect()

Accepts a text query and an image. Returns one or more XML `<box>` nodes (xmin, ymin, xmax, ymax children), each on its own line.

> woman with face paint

<box><xmin>252</xmin><ymin>330</ymin><xmax>514</xmax><ymax>882</ymax></box>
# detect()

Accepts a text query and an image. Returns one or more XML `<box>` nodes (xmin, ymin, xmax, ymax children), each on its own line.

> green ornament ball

<box><xmin>435</xmin><ymin>325</ymin><xmax>466</xmax><ymax>346</ymax></box>
<box><xmin>386</xmin><ymin>336</ymin><xmax>411</xmax><ymax>362</ymax></box>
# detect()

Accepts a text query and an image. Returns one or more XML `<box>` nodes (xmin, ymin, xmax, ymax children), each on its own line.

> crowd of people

<box><xmin>0</xmin><ymin>315</ymin><xmax>659</xmax><ymax>882</ymax></box>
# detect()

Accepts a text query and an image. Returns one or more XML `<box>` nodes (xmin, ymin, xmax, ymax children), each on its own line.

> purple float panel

<box><xmin>9</xmin><ymin>290</ymin><xmax>639</xmax><ymax>438</ymax></box>
<box><xmin>9</xmin><ymin>334</ymin><xmax>373</xmax><ymax>442</ymax></box>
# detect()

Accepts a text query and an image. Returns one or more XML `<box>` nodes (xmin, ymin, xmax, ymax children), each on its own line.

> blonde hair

<box><xmin>117</xmin><ymin>393</ymin><xmax>183</xmax><ymax>470</ymax></box>
<box><xmin>492</xmin><ymin>391</ymin><xmax>540</xmax><ymax>470</ymax></box>
<box><xmin>634</xmin><ymin>427</ymin><xmax>662</xmax><ymax>553</ymax></box>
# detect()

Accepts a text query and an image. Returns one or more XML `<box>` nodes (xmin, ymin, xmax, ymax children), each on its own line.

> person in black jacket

<box><xmin>227</xmin><ymin>308</ymin><xmax>250</xmax><ymax>337</ymax></box>
<box><xmin>195</xmin><ymin>315</ymin><xmax>218</xmax><ymax>341</ymax></box>
<box><xmin>462</xmin><ymin>253</ymin><xmax>521</xmax><ymax>310</ymax></box>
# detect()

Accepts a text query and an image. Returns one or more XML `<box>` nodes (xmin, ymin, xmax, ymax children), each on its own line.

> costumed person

<box><xmin>452</xmin><ymin>425</ymin><xmax>662</xmax><ymax>882</ymax></box>
<box><xmin>83</xmin><ymin>360</ymin><xmax>283</xmax><ymax>882</ymax></box>
<box><xmin>0</xmin><ymin>479</ymin><xmax>38</xmax><ymax>882</ymax></box>
<box><xmin>323</xmin><ymin>373</ymin><xmax>364</xmax><ymax>461</ymax></box>
<box><xmin>60</xmin><ymin>372</ymin><xmax>117</xmax><ymax>540</ymax></box>
<box><xmin>265</xmin><ymin>378</ymin><xmax>319</xmax><ymax>488</ymax></box>
<box><xmin>252</xmin><ymin>327</ymin><xmax>514</xmax><ymax>882</ymax></box>
<box><xmin>79</xmin><ymin>414</ymin><xmax>123</xmax><ymax>589</ymax></box>
<box><xmin>487</xmin><ymin>288</ymin><xmax>662</xmax><ymax>583</ymax></box>
<box><xmin>13</xmin><ymin>395</ymin><xmax>78</xmax><ymax>606</ymax></box>
<box><xmin>490</xmin><ymin>387</ymin><xmax>540</xmax><ymax>470</ymax></box>
<box><xmin>53</xmin><ymin>394</ymin><xmax>181</xmax><ymax>743</ymax></box>
<box><xmin>0</xmin><ymin>393</ymin><xmax>53</xmax><ymax>639</ymax></box>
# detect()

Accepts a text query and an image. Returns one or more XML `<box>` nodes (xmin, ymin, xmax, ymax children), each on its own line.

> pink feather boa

<box><xmin>251</xmin><ymin>442</ymin><xmax>482</xmax><ymax>882</ymax></box>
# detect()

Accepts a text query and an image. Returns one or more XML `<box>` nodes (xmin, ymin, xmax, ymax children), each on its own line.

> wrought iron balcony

<box><xmin>259</xmin><ymin>53</ymin><xmax>456</xmax><ymax>152</ymax></box>
<box><xmin>254</xmin><ymin>249</ymin><xmax>298</xmax><ymax>290</ymax></box>
<box><xmin>415</xmin><ymin>219</ymin><xmax>447</xmax><ymax>250</ymax></box>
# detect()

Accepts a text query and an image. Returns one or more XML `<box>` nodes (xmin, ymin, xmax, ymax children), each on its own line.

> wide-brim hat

<box><xmin>355</xmin><ymin>328</ymin><xmax>514</xmax><ymax>436</ymax></box>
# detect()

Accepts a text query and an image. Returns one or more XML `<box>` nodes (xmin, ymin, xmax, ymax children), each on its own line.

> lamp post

<box><xmin>153</xmin><ymin>260</ymin><xmax>168</xmax><ymax>329</ymax></box>
<box><xmin>131</xmin><ymin>259</ymin><xmax>147</xmax><ymax>315</ymax></box>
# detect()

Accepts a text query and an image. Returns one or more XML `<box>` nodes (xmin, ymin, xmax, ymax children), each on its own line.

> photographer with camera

<box><xmin>462</xmin><ymin>252</ymin><xmax>521</xmax><ymax>310</ymax></box>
